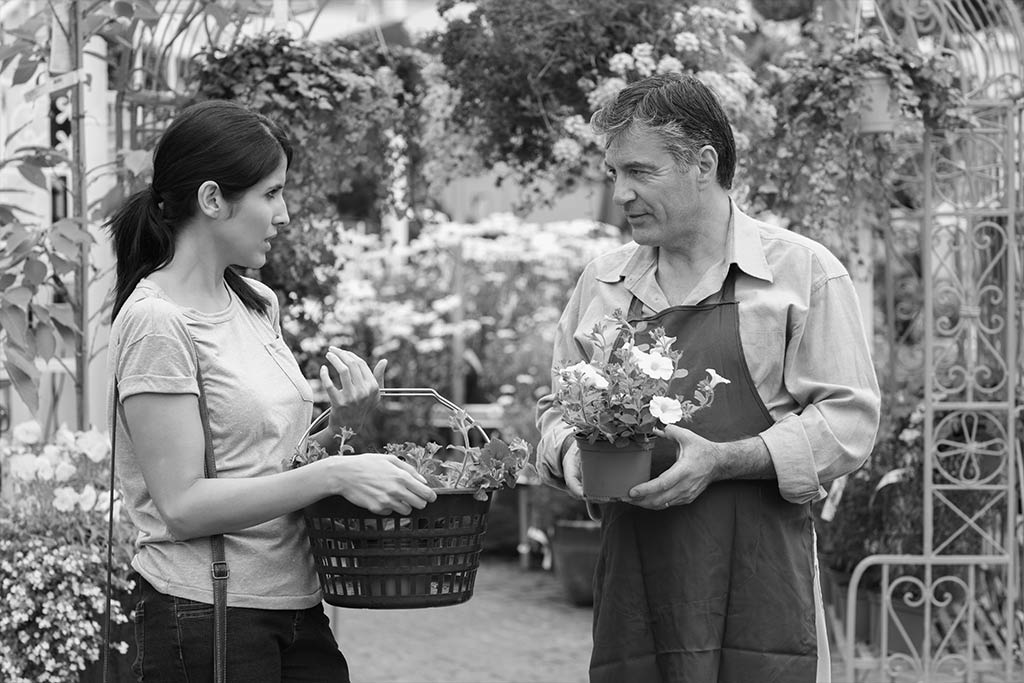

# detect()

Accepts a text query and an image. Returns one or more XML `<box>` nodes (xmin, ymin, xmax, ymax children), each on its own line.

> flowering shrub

<box><xmin>434</xmin><ymin>0</ymin><xmax>777</xmax><ymax>209</ymax></box>
<box><xmin>0</xmin><ymin>421</ymin><xmax>135</xmax><ymax>683</ymax></box>
<box><xmin>554</xmin><ymin>311</ymin><xmax>730</xmax><ymax>446</ymax></box>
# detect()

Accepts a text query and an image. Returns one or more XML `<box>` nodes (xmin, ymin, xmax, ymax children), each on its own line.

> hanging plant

<box><xmin>745</xmin><ymin>22</ymin><xmax>971</xmax><ymax>260</ymax></box>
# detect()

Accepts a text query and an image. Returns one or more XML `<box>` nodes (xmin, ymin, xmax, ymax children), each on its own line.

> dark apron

<box><xmin>589</xmin><ymin>268</ymin><xmax>818</xmax><ymax>683</ymax></box>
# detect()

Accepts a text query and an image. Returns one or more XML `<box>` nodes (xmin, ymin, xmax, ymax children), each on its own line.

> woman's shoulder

<box><xmin>115</xmin><ymin>281</ymin><xmax>190</xmax><ymax>339</ymax></box>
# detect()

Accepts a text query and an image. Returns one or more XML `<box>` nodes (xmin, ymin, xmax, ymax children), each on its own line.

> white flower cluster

<box><xmin>2</xmin><ymin>423</ymin><xmax>119</xmax><ymax>516</ymax></box>
<box><xmin>0</xmin><ymin>537</ymin><xmax>131</xmax><ymax>682</ymax></box>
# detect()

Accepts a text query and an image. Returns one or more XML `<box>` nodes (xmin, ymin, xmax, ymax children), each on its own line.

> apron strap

<box><xmin>626</xmin><ymin>264</ymin><xmax>739</xmax><ymax>320</ymax></box>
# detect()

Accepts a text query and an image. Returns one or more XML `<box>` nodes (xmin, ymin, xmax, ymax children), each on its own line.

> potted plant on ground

<box><xmin>290</xmin><ymin>395</ymin><xmax>534</xmax><ymax>608</ymax></box>
<box><xmin>553</xmin><ymin>310</ymin><xmax>730</xmax><ymax>501</ymax></box>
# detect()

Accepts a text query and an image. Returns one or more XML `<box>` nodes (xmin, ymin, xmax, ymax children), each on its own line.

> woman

<box><xmin>106</xmin><ymin>99</ymin><xmax>436</xmax><ymax>682</ymax></box>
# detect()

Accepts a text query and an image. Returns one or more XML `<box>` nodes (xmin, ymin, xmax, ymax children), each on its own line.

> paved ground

<box><xmin>325</xmin><ymin>554</ymin><xmax>1018</xmax><ymax>683</ymax></box>
<box><xmin>327</xmin><ymin>554</ymin><xmax>592</xmax><ymax>683</ymax></box>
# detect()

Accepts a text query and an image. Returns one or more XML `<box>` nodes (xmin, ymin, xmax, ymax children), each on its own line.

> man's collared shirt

<box><xmin>536</xmin><ymin>204</ymin><xmax>881</xmax><ymax>504</ymax></box>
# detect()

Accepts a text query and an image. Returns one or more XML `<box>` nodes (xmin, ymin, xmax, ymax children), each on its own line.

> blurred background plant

<box><xmin>0</xmin><ymin>420</ymin><xmax>135</xmax><ymax>682</ymax></box>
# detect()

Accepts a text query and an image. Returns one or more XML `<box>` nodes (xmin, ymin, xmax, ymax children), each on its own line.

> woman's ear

<box><xmin>696</xmin><ymin>145</ymin><xmax>719</xmax><ymax>188</ymax></box>
<box><xmin>197</xmin><ymin>180</ymin><xmax>223</xmax><ymax>218</ymax></box>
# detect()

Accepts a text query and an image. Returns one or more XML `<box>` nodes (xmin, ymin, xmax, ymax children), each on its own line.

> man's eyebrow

<box><xmin>605</xmin><ymin>160</ymin><xmax>658</xmax><ymax>171</ymax></box>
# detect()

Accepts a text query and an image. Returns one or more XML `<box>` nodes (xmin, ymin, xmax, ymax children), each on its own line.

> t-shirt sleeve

<box><xmin>115</xmin><ymin>300</ymin><xmax>198</xmax><ymax>400</ymax></box>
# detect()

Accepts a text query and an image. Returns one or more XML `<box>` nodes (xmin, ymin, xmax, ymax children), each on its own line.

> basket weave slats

<box><xmin>304</xmin><ymin>489</ymin><xmax>493</xmax><ymax>609</ymax></box>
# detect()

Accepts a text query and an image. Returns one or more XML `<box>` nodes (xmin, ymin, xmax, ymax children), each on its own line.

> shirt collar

<box><xmin>593</xmin><ymin>200</ymin><xmax>774</xmax><ymax>285</ymax></box>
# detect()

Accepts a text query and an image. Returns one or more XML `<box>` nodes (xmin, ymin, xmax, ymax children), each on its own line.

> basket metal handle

<box><xmin>299</xmin><ymin>386</ymin><xmax>491</xmax><ymax>446</ymax></box>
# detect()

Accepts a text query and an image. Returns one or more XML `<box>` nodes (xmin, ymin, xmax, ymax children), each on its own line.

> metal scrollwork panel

<box><xmin>930</xmin><ymin>215</ymin><xmax>1011</xmax><ymax>402</ymax></box>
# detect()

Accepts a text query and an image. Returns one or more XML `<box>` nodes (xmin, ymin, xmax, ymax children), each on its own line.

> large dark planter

<box><xmin>552</xmin><ymin>519</ymin><xmax>601</xmax><ymax>606</ymax></box>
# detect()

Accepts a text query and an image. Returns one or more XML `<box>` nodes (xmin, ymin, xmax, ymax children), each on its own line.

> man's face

<box><xmin>604</xmin><ymin>126</ymin><xmax>698</xmax><ymax>249</ymax></box>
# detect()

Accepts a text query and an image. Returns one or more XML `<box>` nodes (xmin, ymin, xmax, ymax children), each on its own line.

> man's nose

<box><xmin>612</xmin><ymin>179</ymin><xmax>636</xmax><ymax>206</ymax></box>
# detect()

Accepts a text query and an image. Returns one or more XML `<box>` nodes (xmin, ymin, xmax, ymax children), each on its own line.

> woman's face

<box><xmin>214</xmin><ymin>154</ymin><xmax>289</xmax><ymax>270</ymax></box>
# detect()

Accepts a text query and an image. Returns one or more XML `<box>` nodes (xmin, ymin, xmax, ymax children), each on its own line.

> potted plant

<box><xmin>0</xmin><ymin>421</ymin><xmax>136</xmax><ymax>682</ymax></box>
<box><xmin>290</xmin><ymin>401</ymin><xmax>534</xmax><ymax>608</ymax></box>
<box><xmin>553</xmin><ymin>310</ymin><xmax>730</xmax><ymax>501</ymax></box>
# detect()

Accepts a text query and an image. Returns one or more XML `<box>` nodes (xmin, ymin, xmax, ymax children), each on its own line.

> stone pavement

<box><xmin>326</xmin><ymin>553</ymin><xmax>863</xmax><ymax>683</ymax></box>
<box><xmin>327</xmin><ymin>554</ymin><xmax>592</xmax><ymax>683</ymax></box>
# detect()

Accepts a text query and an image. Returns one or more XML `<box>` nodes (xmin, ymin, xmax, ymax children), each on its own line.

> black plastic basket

<box><xmin>300</xmin><ymin>388</ymin><xmax>494</xmax><ymax>609</ymax></box>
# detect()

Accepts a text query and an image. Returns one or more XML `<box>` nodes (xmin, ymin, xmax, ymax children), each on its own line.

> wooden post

<box><xmin>450</xmin><ymin>243</ymin><xmax>465</xmax><ymax>406</ymax></box>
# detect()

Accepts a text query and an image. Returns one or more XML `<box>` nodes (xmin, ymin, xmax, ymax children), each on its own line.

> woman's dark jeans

<box><xmin>132</xmin><ymin>574</ymin><xmax>349</xmax><ymax>682</ymax></box>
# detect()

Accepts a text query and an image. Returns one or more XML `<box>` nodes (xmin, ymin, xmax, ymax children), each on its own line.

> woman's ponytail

<box><xmin>106</xmin><ymin>185</ymin><xmax>175</xmax><ymax>321</ymax></box>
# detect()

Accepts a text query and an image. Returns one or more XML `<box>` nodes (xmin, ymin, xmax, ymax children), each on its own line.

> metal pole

<box><xmin>68</xmin><ymin>0</ymin><xmax>89</xmax><ymax>430</ymax></box>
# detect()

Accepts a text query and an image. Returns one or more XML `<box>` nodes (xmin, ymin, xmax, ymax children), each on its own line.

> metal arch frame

<box><xmin>840</xmin><ymin>1</ymin><xmax>1024</xmax><ymax>681</ymax></box>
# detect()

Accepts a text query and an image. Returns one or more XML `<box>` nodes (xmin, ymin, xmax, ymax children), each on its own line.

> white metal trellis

<box><xmin>841</xmin><ymin>1</ymin><xmax>1024</xmax><ymax>681</ymax></box>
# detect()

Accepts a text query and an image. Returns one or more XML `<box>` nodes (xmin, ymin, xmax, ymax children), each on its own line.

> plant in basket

<box><xmin>553</xmin><ymin>310</ymin><xmax>730</xmax><ymax>500</ymax></box>
<box><xmin>289</xmin><ymin>396</ymin><xmax>535</xmax><ymax>608</ymax></box>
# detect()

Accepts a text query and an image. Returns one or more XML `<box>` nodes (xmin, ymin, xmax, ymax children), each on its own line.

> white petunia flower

<box><xmin>77</xmin><ymin>484</ymin><xmax>98</xmax><ymax>512</ymax></box>
<box><xmin>706</xmin><ymin>368</ymin><xmax>731</xmax><ymax>389</ymax></box>
<box><xmin>54</xmin><ymin>461</ymin><xmax>77</xmax><ymax>483</ymax></box>
<box><xmin>76</xmin><ymin>429</ymin><xmax>109</xmax><ymax>463</ymax></box>
<box><xmin>52</xmin><ymin>486</ymin><xmax>78</xmax><ymax>512</ymax></box>
<box><xmin>12</xmin><ymin>420</ymin><xmax>42</xmax><ymax>445</ymax></box>
<box><xmin>631</xmin><ymin>43</ymin><xmax>656</xmax><ymax>77</ymax></box>
<box><xmin>674</xmin><ymin>31</ymin><xmax>700</xmax><ymax>53</ymax></box>
<box><xmin>6</xmin><ymin>453</ymin><xmax>38</xmax><ymax>481</ymax></box>
<box><xmin>633</xmin><ymin>348</ymin><xmax>675</xmax><ymax>380</ymax></box>
<box><xmin>34</xmin><ymin>457</ymin><xmax>55</xmax><ymax>481</ymax></box>
<box><xmin>649</xmin><ymin>396</ymin><xmax>683</xmax><ymax>425</ymax></box>
<box><xmin>552</xmin><ymin>138</ymin><xmax>583</xmax><ymax>162</ymax></box>
<box><xmin>562</xmin><ymin>361</ymin><xmax>609</xmax><ymax>390</ymax></box>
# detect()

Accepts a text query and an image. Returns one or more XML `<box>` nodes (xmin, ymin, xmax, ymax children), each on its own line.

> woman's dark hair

<box><xmin>106</xmin><ymin>100</ymin><xmax>293</xmax><ymax>321</ymax></box>
<box><xmin>590</xmin><ymin>73</ymin><xmax>736</xmax><ymax>189</ymax></box>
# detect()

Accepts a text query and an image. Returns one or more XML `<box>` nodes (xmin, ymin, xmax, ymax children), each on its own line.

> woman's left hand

<box><xmin>320</xmin><ymin>347</ymin><xmax>387</xmax><ymax>434</ymax></box>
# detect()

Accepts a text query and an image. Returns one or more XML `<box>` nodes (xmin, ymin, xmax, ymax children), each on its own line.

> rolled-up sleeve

<box><xmin>761</xmin><ymin>273</ymin><xmax>881</xmax><ymax>504</ymax></box>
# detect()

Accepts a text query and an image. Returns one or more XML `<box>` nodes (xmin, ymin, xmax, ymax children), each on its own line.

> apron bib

<box><xmin>589</xmin><ymin>268</ymin><xmax>818</xmax><ymax>683</ymax></box>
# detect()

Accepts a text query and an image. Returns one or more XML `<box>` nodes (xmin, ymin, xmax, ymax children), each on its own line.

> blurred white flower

<box><xmin>52</xmin><ymin>486</ymin><xmax>78</xmax><ymax>512</ymax></box>
<box><xmin>76</xmin><ymin>429</ymin><xmax>109</xmax><ymax>463</ymax></box>
<box><xmin>631</xmin><ymin>43</ymin><xmax>656</xmax><ymax>77</ymax></box>
<box><xmin>608</xmin><ymin>52</ymin><xmax>634</xmax><ymax>76</ymax></box>
<box><xmin>35</xmin><ymin>457</ymin><xmax>55</xmax><ymax>481</ymax></box>
<box><xmin>656</xmin><ymin>56</ymin><xmax>684</xmax><ymax>75</ymax></box>
<box><xmin>6</xmin><ymin>453</ymin><xmax>38</xmax><ymax>481</ymax></box>
<box><xmin>12</xmin><ymin>420</ymin><xmax>42</xmax><ymax>445</ymax></box>
<box><xmin>54</xmin><ymin>425</ymin><xmax>76</xmax><ymax>449</ymax></box>
<box><xmin>54</xmin><ymin>461</ymin><xmax>77</xmax><ymax>483</ymax></box>
<box><xmin>441</xmin><ymin>1</ymin><xmax>477</xmax><ymax>24</ymax></box>
<box><xmin>78</xmin><ymin>484</ymin><xmax>98</xmax><ymax>511</ymax></box>
<box><xmin>674</xmin><ymin>31</ymin><xmax>700</xmax><ymax>53</ymax></box>
<box><xmin>649</xmin><ymin>396</ymin><xmax>684</xmax><ymax>425</ymax></box>
<box><xmin>588</xmin><ymin>77</ymin><xmax>627</xmax><ymax>111</ymax></box>
<box><xmin>552</xmin><ymin>138</ymin><xmax>582</xmax><ymax>163</ymax></box>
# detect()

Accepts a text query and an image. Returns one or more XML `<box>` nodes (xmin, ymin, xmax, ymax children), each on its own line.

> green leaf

<box><xmin>33</xmin><ymin>324</ymin><xmax>57</xmax><ymax>360</ymax></box>
<box><xmin>0</xmin><ymin>303</ymin><xmax>29</xmax><ymax>346</ymax></box>
<box><xmin>21</xmin><ymin>256</ymin><xmax>46</xmax><ymax>286</ymax></box>
<box><xmin>4</xmin><ymin>357</ymin><xmax>39</xmax><ymax>415</ymax></box>
<box><xmin>16</xmin><ymin>161</ymin><xmax>48</xmax><ymax>190</ymax></box>
<box><xmin>48</xmin><ymin>303</ymin><xmax>80</xmax><ymax>335</ymax></box>
<box><xmin>11</xmin><ymin>55</ymin><xmax>40</xmax><ymax>86</ymax></box>
<box><xmin>2</xmin><ymin>286</ymin><xmax>32</xmax><ymax>309</ymax></box>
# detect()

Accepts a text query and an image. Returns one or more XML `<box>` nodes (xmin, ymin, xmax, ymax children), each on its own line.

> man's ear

<box><xmin>696</xmin><ymin>145</ymin><xmax>719</xmax><ymax>188</ymax></box>
<box><xmin>197</xmin><ymin>180</ymin><xmax>223</xmax><ymax>218</ymax></box>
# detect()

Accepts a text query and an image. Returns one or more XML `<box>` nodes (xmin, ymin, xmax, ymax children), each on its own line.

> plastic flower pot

<box><xmin>859</xmin><ymin>71</ymin><xmax>895</xmax><ymax>134</ymax></box>
<box><xmin>575</xmin><ymin>436</ymin><xmax>654</xmax><ymax>502</ymax></box>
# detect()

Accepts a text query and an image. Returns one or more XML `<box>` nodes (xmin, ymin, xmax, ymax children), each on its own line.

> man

<box><xmin>535</xmin><ymin>73</ymin><xmax>880</xmax><ymax>682</ymax></box>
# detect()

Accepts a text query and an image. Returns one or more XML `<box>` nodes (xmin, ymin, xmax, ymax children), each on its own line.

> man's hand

<box><xmin>628</xmin><ymin>424</ymin><xmax>720</xmax><ymax>510</ymax></box>
<box><xmin>562</xmin><ymin>443</ymin><xmax>585</xmax><ymax>499</ymax></box>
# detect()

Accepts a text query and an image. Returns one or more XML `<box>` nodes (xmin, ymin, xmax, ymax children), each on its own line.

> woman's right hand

<box><xmin>319</xmin><ymin>453</ymin><xmax>437</xmax><ymax>515</ymax></box>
